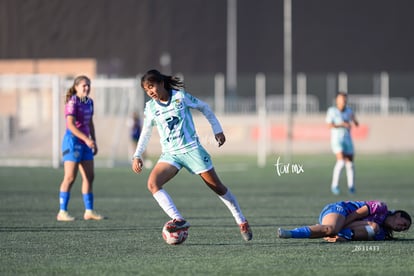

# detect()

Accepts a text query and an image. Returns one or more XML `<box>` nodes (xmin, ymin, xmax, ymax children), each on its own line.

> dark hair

<box><xmin>384</xmin><ymin>210</ymin><xmax>412</xmax><ymax>240</ymax></box>
<box><xmin>336</xmin><ymin>91</ymin><xmax>348</xmax><ymax>97</ymax></box>
<box><xmin>65</xmin><ymin>75</ymin><xmax>91</xmax><ymax>103</ymax></box>
<box><xmin>141</xmin><ymin>69</ymin><xmax>184</xmax><ymax>91</ymax></box>
<box><xmin>396</xmin><ymin>210</ymin><xmax>412</xmax><ymax>226</ymax></box>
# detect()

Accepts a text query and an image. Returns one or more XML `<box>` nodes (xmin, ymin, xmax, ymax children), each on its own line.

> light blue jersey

<box><xmin>326</xmin><ymin>106</ymin><xmax>355</xmax><ymax>154</ymax></box>
<box><xmin>133</xmin><ymin>89</ymin><xmax>222</xmax><ymax>157</ymax></box>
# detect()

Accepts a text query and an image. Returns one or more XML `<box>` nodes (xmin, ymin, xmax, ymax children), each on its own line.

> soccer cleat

<box><xmin>239</xmin><ymin>221</ymin><xmax>253</xmax><ymax>241</ymax></box>
<box><xmin>277</xmin><ymin>228</ymin><xmax>292</xmax><ymax>238</ymax></box>
<box><xmin>331</xmin><ymin>187</ymin><xmax>340</xmax><ymax>195</ymax></box>
<box><xmin>57</xmin><ymin>210</ymin><xmax>75</xmax><ymax>222</ymax></box>
<box><xmin>165</xmin><ymin>219</ymin><xmax>190</xmax><ymax>233</ymax></box>
<box><xmin>83</xmin><ymin>210</ymin><xmax>105</xmax><ymax>220</ymax></box>
<box><xmin>348</xmin><ymin>187</ymin><xmax>356</xmax><ymax>195</ymax></box>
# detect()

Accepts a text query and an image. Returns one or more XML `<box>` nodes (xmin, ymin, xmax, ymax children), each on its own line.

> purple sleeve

<box><xmin>65</xmin><ymin>97</ymin><xmax>76</xmax><ymax>117</ymax></box>
<box><xmin>365</xmin><ymin>201</ymin><xmax>389</xmax><ymax>225</ymax></box>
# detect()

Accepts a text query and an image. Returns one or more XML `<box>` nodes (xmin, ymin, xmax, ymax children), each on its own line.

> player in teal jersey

<box><xmin>131</xmin><ymin>69</ymin><xmax>252</xmax><ymax>241</ymax></box>
<box><xmin>326</xmin><ymin>92</ymin><xmax>359</xmax><ymax>195</ymax></box>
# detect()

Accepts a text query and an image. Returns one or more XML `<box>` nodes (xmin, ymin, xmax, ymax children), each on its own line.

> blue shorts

<box><xmin>318</xmin><ymin>202</ymin><xmax>348</xmax><ymax>224</ymax></box>
<box><xmin>62</xmin><ymin>131</ymin><xmax>94</xmax><ymax>162</ymax></box>
<box><xmin>331</xmin><ymin>138</ymin><xmax>354</xmax><ymax>155</ymax></box>
<box><xmin>158</xmin><ymin>146</ymin><xmax>213</xmax><ymax>174</ymax></box>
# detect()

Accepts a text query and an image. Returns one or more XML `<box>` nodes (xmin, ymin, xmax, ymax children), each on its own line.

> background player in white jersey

<box><xmin>131</xmin><ymin>69</ymin><xmax>252</xmax><ymax>241</ymax></box>
<box><xmin>326</xmin><ymin>92</ymin><xmax>359</xmax><ymax>195</ymax></box>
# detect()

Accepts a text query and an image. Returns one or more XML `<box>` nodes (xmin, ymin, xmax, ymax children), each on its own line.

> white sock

<box><xmin>331</xmin><ymin>160</ymin><xmax>345</xmax><ymax>189</ymax></box>
<box><xmin>218</xmin><ymin>189</ymin><xmax>246</xmax><ymax>224</ymax></box>
<box><xmin>153</xmin><ymin>189</ymin><xmax>184</xmax><ymax>220</ymax></box>
<box><xmin>345</xmin><ymin>161</ymin><xmax>355</xmax><ymax>189</ymax></box>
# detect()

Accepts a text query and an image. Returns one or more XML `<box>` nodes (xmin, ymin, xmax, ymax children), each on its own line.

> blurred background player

<box><xmin>326</xmin><ymin>92</ymin><xmax>359</xmax><ymax>195</ymax></box>
<box><xmin>57</xmin><ymin>75</ymin><xmax>104</xmax><ymax>221</ymax></box>
<box><xmin>127</xmin><ymin>111</ymin><xmax>152</xmax><ymax>168</ymax></box>
<box><xmin>278</xmin><ymin>200</ymin><xmax>411</xmax><ymax>241</ymax></box>
<box><xmin>131</xmin><ymin>69</ymin><xmax>252</xmax><ymax>241</ymax></box>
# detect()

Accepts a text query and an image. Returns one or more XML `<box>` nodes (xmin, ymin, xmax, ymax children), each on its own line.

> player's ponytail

<box><xmin>65</xmin><ymin>87</ymin><xmax>76</xmax><ymax>104</ymax></box>
<box><xmin>141</xmin><ymin>69</ymin><xmax>184</xmax><ymax>91</ymax></box>
<box><xmin>65</xmin><ymin>75</ymin><xmax>91</xmax><ymax>103</ymax></box>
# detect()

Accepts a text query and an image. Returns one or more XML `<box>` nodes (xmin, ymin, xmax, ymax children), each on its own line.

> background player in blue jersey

<box><xmin>278</xmin><ymin>200</ymin><xmax>411</xmax><ymax>241</ymax></box>
<box><xmin>57</xmin><ymin>76</ymin><xmax>104</xmax><ymax>221</ymax></box>
<box><xmin>326</xmin><ymin>92</ymin><xmax>359</xmax><ymax>195</ymax></box>
<box><xmin>131</xmin><ymin>69</ymin><xmax>252</xmax><ymax>241</ymax></box>
<box><xmin>127</xmin><ymin>111</ymin><xmax>152</xmax><ymax>168</ymax></box>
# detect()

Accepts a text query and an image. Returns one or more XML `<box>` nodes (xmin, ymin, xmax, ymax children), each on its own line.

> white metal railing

<box><xmin>0</xmin><ymin>75</ymin><xmax>144</xmax><ymax>168</ymax></box>
<box><xmin>348</xmin><ymin>95</ymin><xmax>409</xmax><ymax>114</ymax></box>
<box><xmin>1</xmin><ymin>73</ymin><xmax>413</xmax><ymax>168</ymax></box>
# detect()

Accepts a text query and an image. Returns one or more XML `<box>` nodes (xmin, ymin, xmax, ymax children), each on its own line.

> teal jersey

<box><xmin>133</xmin><ymin>90</ymin><xmax>222</xmax><ymax>156</ymax></box>
<box><xmin>326</xmin><ymin>106</ymin><xmax>354</xmax><ymax>142</ymax></box>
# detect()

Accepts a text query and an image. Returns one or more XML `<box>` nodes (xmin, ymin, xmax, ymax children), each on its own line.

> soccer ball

<box><xmin>162</xmin><ymin>220</ymin><xmax>189</xmax><ymax>245</ymax></box>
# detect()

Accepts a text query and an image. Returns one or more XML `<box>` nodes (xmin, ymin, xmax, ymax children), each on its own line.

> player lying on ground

<box><xmin>278</xmin><ymin>200</ymin><xmax>411</xmax><ymax>241</ymax></box>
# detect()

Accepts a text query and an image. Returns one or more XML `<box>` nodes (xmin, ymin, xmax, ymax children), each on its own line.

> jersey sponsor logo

<box><xmin>166</xmin><ymin>133</ymin><xmax>183</xmax><ymax>142</ymax></box>
<box><xmin>155</xmin><ymin>107</ymin><xmax>176</xmax><ymax>116</ymax></box>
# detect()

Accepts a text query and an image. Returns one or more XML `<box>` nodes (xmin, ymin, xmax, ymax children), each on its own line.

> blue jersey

<box><xmin>131</xmin><ymin>120</ymin><xmax>141</xmax><ymax>141</ymax></box>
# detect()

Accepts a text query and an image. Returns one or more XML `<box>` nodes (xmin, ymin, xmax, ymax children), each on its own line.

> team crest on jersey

<box><xmin>174</xmin><ymin>99</ymin><xmax>183</xmax><ymax>109</ymax></box>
